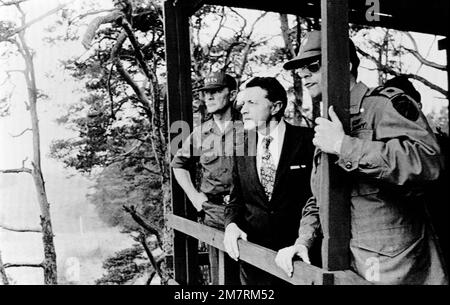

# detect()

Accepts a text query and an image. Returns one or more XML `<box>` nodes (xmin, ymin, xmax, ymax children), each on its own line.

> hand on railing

<box><xmin>275</xmin><ymin>244</ymin><xmax>310</xmax><ymax>277</ymax></box>
<box><xmin>223</xmin><ymin>223</ymin><xmax>247</xmax><ymax>261</ymax></box>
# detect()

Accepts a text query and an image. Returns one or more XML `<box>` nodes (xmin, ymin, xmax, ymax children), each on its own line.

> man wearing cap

<box><xmin>275</xmin><ymin>30</ymin><xmax>448</xmax><ymax>284</ymax></box>
<box><xmin>223</xmin><ymin>77</ymin><xmax>316</xmax><ymax>285</ymax></box>
<box><xmin>171</xmin><ymin>71</ymin><xmax>241</xmax><ymax>284</ymax></box>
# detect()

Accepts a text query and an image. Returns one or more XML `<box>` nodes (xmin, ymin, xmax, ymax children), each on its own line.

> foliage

<box><xmin>427</xmin><ymin>107</ymin><xmax>449</xmax><ymax>135</ymax></box>
<box><xmin>95</xmin><ymin>243</ymin><xmax>151</xmax><ymax>285</ymax></box>
<box><xmin>89</xmin><ymin>163</ymin><xmax>163</xmax><ymax>232</ymax></box>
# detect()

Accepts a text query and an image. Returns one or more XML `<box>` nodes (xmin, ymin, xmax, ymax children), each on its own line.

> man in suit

<box><xmin>223</xmin><ymin>77</ymin><xmax>315</xmax><ymax>285</ymax></box>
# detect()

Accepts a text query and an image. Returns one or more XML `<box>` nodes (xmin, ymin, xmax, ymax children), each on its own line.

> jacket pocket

<box><xmin>351</xmin><ymin>224</ymin><xmax>424</xmax><ymax>257</ymax></box>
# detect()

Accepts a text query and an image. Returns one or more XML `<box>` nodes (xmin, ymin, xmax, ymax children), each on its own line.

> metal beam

<box><xmin>319</xmin><ymin>0</ymin><xmax>351</xmax><ymax>271</ymax></box>
<box><xmin>195</xmin><ymin>0</ymin><xmax>448</xmax><ymax>35</ymax></box>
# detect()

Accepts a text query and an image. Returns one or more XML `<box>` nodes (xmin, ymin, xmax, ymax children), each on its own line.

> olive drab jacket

<box><xmin>296</xmin><ymin>82</ymin><xmax>448</xmax><ymax>284</ymax></box>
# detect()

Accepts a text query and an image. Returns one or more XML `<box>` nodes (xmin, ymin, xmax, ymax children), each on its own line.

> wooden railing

<box><xmin>167</xmin><ymin>214</ymin><xmax>370</xmax><ymax>285</ymax></box>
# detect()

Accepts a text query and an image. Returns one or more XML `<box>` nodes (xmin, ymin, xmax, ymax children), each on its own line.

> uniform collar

<box><xmin>350</xmin><ymin>82</ymin><xmax>370</xmax><ymax>115</ymax></box>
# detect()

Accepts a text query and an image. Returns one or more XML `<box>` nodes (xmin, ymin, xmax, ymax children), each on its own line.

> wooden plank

<box><xmin>333</xmin><ymin>270</ymin><xmax>373</xmax><ymax>285</ymax></box>
<box><xmin>319</xmin><ymin>0</ymin><xmax>351</xmax><ymax>271</ymax></box>
<box><xmin>168</xmin><ymin>214</ymin><xmax>327</xmax><ymax>285</ymax></box>
<box><xmin>209</xmin><ymin>247</ymin><xmax>219</xmax><ymax>285</ymax></box>
<box><xmin>163</xmin><ymin>0</ymin><xmax>198</xmax><ymax>285</ymax></box>
<box><xmin>218</xmin><ymin>250</ymin><xmax>225</xmax><ymax>285</ymax></box>
<box><xmin>168</xmin><ymin>215</ymin><xmax>370</xmax><ymax>284</ymax></box>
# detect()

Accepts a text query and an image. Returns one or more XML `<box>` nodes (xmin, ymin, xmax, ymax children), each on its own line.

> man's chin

<box><xmin>243</xmin><ymin>120</ymin><xmax>256</xmax><ymax>130</ymax></box>
<box><xmin>206</xmin><ymin>107</ymin><xmax>217</xmax><ymax>114</ymax></box>
<box><xmin>309</xmin><ymin>90</ymin><xmax>322</xmax><ymax>101</ymax></box>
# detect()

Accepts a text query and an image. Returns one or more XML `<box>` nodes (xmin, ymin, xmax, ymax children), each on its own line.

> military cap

<box><xmin>198</xmin><ymin>72</ymin><xmax>237</xmax><ymax>91</ymax></box>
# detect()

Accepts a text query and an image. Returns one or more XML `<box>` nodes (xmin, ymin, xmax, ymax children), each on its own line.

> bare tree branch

<box><xmin>0</xmin><ymin>3</ymin><xmax>69</xmax><ymax>40</ymax></box>
<box><xmin>0</xmin><ymin>223</ymin><xmax>41</xmax><ymax>233</ymax></box>
<box><xmin>402</xmin><ymin>32</ymin><xmax>446</xmax><ymax>71</ymax></box>
<box><xmin>81</xmin><ymin>10</ymin><xmax>123</xmax><ymax>49</ymax></box>
<box><xmin>357</xmin><ymin>47</ymin><xmax>447</xmax><ymax>97</ymax></box>
<box><xmin>3</xmin><ymin>263</ymin><xmax>43</xmax><ymax>269</ymax></box>
<box><xmin>9</xmin><ymin>128</ymin><xmax>32</xmax><ymax>138</ymax></box>
<box><xmin>0</xmin><ymin>168</ymin><xmax>32</xmax><ymax>174</ymax></box>
<box><xmin>70</xmin><ymin>8</ymin><xmax>117</xmax><ymax>23</ymax></box>
<box><xmin>140</xmin><ymin>159</ymin><xmax>160</xmax><ymax>175</ymax></box>
<box><xmin>119</xmin><ymin>138</ymin><xmax>145</xmax><ymax>158</ymax></box>
<box><xmin>107</xmin><ymin>63</ymin><xmax>116</xmax><ymax>119</ymax></box>
<box><xmin>118</xmin><ymin>16</ymin><xmax>167</xmax><ymax>178</ymax></box>
<box><xmin>123</xmin><ymin>205</ymin><xmax>162</xmax><ymax>245</ymax></box>
<box><xmin>0</xmin><ymin>0</ymin><xmax>29</xmax><ymax>6</ymax></box>
<box><xmin>5</xmin><ymin>69</ymin><xmax>25</xmax><ymax>75</ymax></box>
<box><xmin>137</xmin><ymin>232</ymin><xmax>166</xmax><ymax>284</ymax></box>
<box><xmin>0</xmin><ymin>251</ymin><xmax>9</xmax><ymax>285</ymax></box>
<box><xmin>206</xmin><ymin>7</ymin><xmax>226</xmax><ymax>56</ymax></box>
<box><xmin>403</xmin><ymin>47</ymin><xmax>446</xmax><ymax>71</ymax></box>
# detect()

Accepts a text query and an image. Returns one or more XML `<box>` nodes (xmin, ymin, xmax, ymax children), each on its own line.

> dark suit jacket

<box><xmin>225</xmin><ymin>122</ymin><xmax>315</xmax><ymax>251</ymax></box>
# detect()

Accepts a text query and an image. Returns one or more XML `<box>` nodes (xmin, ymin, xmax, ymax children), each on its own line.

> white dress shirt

<box><xmin>256</xmin><ymin>119</ymin><xmax>286</xmax><ymax>181</ymax></box>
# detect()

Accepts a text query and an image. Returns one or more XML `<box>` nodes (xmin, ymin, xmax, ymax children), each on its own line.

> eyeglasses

<box><xmin>298</xmin><ymin>60</ymin><xmax>321</xmax><ymax>75</ymax></box>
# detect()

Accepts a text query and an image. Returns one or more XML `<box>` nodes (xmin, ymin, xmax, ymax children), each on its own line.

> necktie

<box><xmin>260</xmin><ymin>136</ymin><xmax>276</xmax><ymax>200</ymax></box>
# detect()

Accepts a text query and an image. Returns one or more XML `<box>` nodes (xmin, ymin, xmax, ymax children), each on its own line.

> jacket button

<box><xmin>345</xmin><ymin>161</ymin><xmax>352</xmax><ymax>169</ymax></box>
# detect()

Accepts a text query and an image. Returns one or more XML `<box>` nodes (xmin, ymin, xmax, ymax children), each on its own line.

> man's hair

<box><xmin>245</xmin><ymin>77</ymin><xmax>287</xmax><ymax>120</ymax></box>
<box><xmin>224</xmin><ymin>74</ymin><xmax>238</xmax><ymax>92</ymax></box>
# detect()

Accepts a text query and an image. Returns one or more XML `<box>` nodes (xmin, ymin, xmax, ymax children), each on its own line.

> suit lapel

<box><xmin>271</xmin><ymin>123</ymin><xmax>301</xmax><ymax>202</ymax></box>
<box><xmin>244</xmin><ymin>129</ymin><xmax>268</xmax><ymax>205</ymax></box>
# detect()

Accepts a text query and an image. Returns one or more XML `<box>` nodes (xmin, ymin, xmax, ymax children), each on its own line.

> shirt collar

<box><xmin>257</xmin><ymin>119</ymin><xmax>286</xmax><ymax>143</ymax></box>
<box><xmin>350</xmin><ymin>82</ymin><xmax>370</xmax><ymax>115</ymax></box>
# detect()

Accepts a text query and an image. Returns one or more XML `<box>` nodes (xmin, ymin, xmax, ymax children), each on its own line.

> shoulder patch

<box><xmin>369</xmin><ymin>86</ymin><xmax>420</xmax><ymax>121</ymax></box>
<box><xmin>391</xmin><ymin>94</ymin><xmax>420</xmax><ymax>121</ymax></box>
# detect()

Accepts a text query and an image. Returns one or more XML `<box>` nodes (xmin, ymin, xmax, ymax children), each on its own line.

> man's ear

<box><xmin>229</xmin><ymin>90</ymin><xmax>238</xmax><ymax>102</ymax></box>
<box><xmin>271</xmin><ymin>100</ymin><xmax>283</xmax><ymax>117</ymax></box>
<box><xmin>349</xmin><ymin>62</ymin><xmax>353</xmax><ymax>72</ymax></box>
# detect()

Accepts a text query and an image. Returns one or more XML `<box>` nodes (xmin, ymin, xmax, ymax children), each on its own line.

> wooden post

<box><xmin>163</xmin><ymin>0</ymin><xmax>199</xmax><ymax>285</ymax></box>
<box><xmin>217</xmin><ymin>250</ymin><xmax>225</xmax><ymax>285</ymax></box>
<box><xmin>319</xmin><ymin>0</ymin><xmax>351</xmax><ymax>271</ymax></box>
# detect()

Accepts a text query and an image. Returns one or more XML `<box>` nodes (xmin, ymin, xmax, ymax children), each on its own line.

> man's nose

<box><xmin>241</xmin><ymin>102</ymin><xmax>248</xmax><ymax>115</ymax></box>
<box><xmin>297</xmin><ymin>69</ymin><xmax>311</xmax><ymax>80</ymax></box>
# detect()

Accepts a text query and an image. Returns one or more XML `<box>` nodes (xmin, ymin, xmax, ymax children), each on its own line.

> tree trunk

<box><xmin>0</xmin><ymin>251</ymin><xmax>9</xmax><ymax>285</ymax></box>
<box><xmin>18</xmin><ymin>30</ymin><xmax>58</xmax><ymax>285</ymax></box>
<box><xmin>280</xmin><ymin>14</ymin><xmax>304</xmax><ymax>111</ymax></box>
